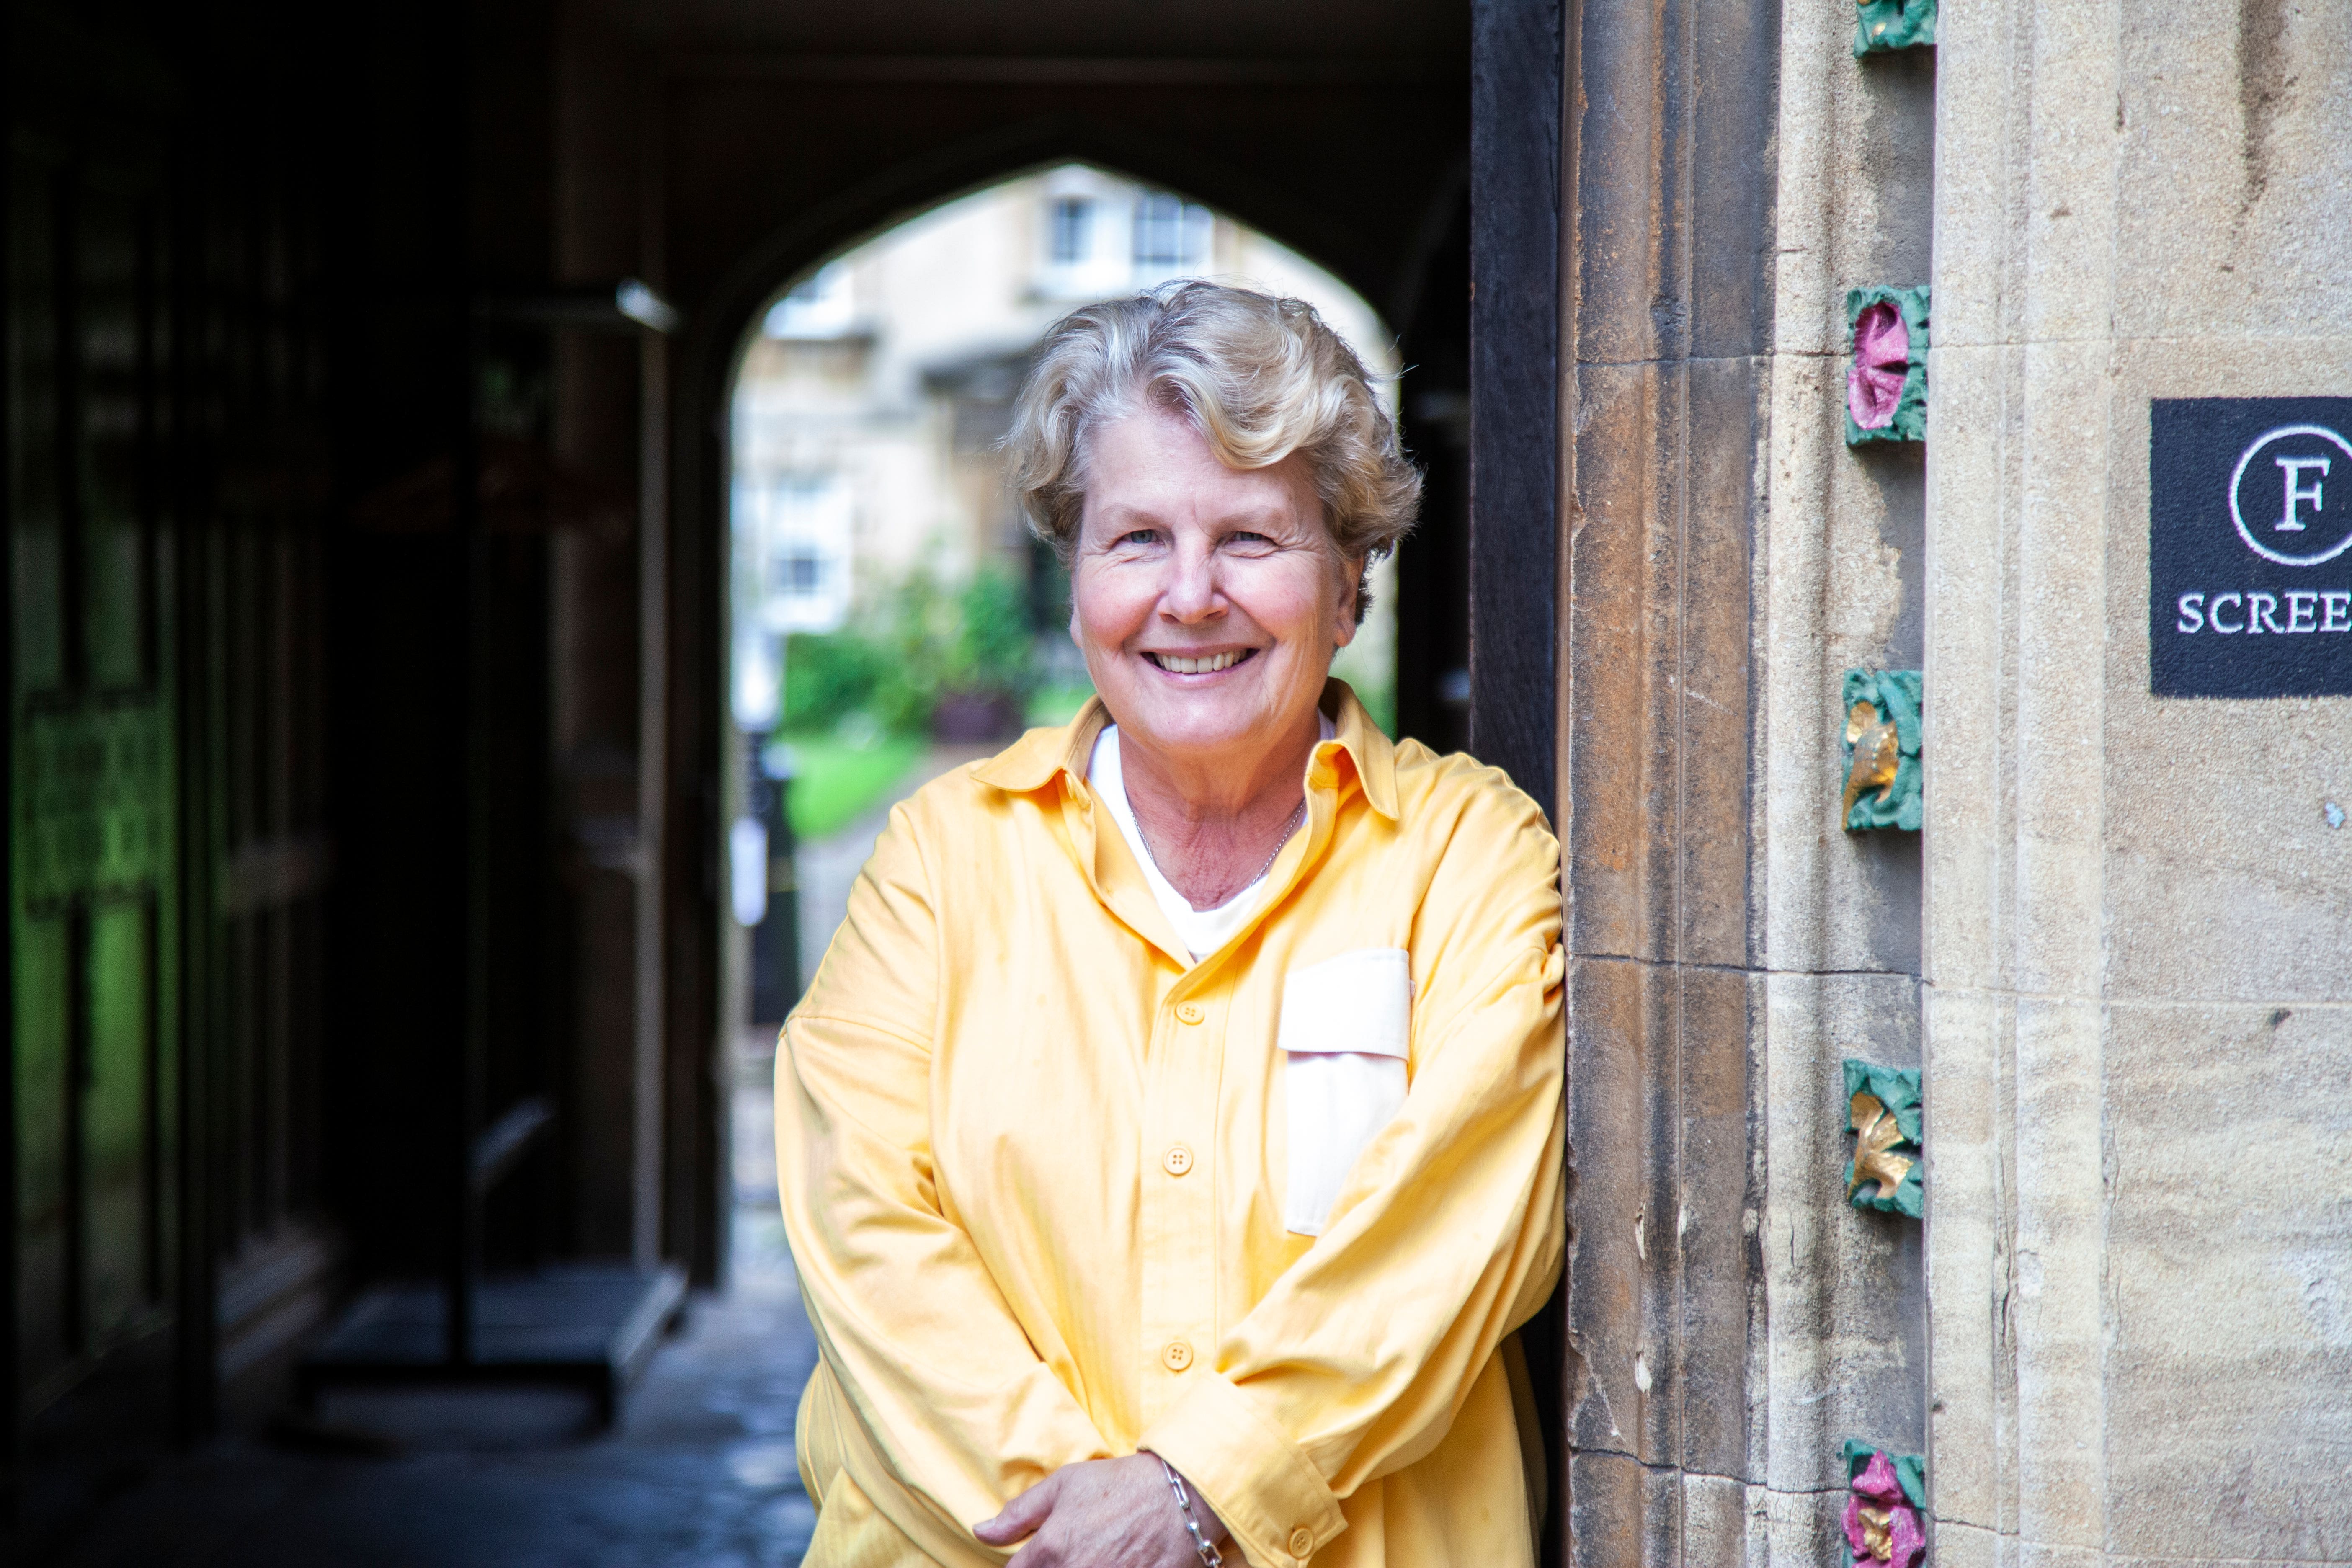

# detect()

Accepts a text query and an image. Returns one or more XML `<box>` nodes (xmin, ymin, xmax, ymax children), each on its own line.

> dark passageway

<box><xmin>47</xmin><ymin>1070</ymin><xmax>820</xmax><ymax>1568</ymax></box>
<box><xmin>6</xmin><ymin>2</ymin><xmax>1523</xmax><ymax>1563</ymax></box>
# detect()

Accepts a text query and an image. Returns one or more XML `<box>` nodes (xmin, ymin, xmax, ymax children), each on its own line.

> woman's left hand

<box><xmin>975</xmin><ymin>1452</ymin><xmax>1228</xmax><ymax>1567</ymax></box>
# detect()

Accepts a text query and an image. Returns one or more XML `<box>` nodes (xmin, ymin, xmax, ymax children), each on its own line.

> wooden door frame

<box><xmin>1470</xmin><ymin>0</ymin><xmax>1571</xmax><ymax>1560</ymax></box>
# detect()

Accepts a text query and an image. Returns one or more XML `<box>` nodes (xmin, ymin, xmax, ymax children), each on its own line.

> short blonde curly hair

<box><xmin>1004</xmin><ymin>280</ymin><xmax>1421</xmax><ymax>620</ymax></box>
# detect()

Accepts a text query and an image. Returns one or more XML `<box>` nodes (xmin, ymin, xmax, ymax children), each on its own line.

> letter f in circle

<box><xmin>2275</xmin><ymin>455</ymin><xmax>2331</xmax><ymax>531</ymax></box>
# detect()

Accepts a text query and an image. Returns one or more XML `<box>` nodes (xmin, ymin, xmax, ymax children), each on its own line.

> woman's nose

<box><xmin>1159</xmin><ymin>543</ymin><xmax>1222</xmax><ymax>622</ymax></box>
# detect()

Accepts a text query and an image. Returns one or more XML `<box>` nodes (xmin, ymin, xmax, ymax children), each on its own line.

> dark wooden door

<box><xmin>9</xmin><ymin>145</ymin><xmax>182</xmax><ymax>1426</ymax></box>
<box><xmin>8</xmin><ymin>15</ymin><xmax>337</xmax><ymax>1499</ymax></box>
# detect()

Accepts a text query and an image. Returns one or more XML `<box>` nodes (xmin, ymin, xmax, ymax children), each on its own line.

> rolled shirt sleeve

<box><xmin>776</xmin><ymin>805</ymin><xmax>1114</xmax><ymax>1549</ymax></box>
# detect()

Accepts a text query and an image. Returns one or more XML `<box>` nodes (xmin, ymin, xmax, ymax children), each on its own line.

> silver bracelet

<box><xmin>1156</xmin><ymin>1455</ymin><xmax>1225</xmax><ymax>1567</ymax></box>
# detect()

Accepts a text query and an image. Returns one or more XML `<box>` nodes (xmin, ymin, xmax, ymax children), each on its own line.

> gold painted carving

<box><xmin>1841</xmin><ymin>700</ymin><xmax>1901</xmax><ymax>824</ymax></box>
<box><xmin>1847</xmin><ymin>1091</ymin><xmax>1915</xmax><ymax>1201</ymax></box>
<box><xmin>1855</xmin><ymin>1506</ymin><xmax>1895</xmax><ymax>1561</ymax></box>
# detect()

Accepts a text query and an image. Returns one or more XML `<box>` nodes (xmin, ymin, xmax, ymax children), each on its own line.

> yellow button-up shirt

<box><xmin>779</xmin><ymin>683</ymin><xmax>1565</xmax><ymax>1568</ymax></box>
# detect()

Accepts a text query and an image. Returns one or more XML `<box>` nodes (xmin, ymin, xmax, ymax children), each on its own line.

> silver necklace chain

<box><xmin>1247</xmin><ymin>798</ymin><xmax>1308</xmax><ymax>885</ymax></box>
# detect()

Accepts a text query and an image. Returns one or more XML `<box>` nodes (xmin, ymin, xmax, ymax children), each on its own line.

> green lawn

<box><xmin>779</xmin><ymin>732</ymin><xmax>928</xmax><ymax>841</ymax></box>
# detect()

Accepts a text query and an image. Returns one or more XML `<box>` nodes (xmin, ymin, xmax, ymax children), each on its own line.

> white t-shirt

<box><xmin>1087</xmin><ymin>712</ymin><xmax>1337</xmax><ymax>963</ymax></box>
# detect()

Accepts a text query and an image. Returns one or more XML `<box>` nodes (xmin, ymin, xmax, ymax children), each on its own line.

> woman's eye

<box><xmin>1117</xmin><ymin>529</ymin><xmax>1161</xmax><ymax>548</ymax></box>
<box><xmin>1224</xmin><ymin>531</ymin><xmax>1274</xmax><ymax>549</ymax></box>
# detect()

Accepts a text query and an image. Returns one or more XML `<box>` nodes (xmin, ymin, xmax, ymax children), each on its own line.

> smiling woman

<box><xmin>774</xmin><ymin>281</ymin><xmax>1565</xmax><ymax>1568</ymax></box>
<box><xmin>1008</xmin><ymin>285</ymin><xmax>1417</xmax><ymax>913</ymax></box>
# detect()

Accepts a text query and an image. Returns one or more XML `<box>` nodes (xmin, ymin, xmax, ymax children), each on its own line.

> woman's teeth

<box><xmin>1148</xmin><ymin>650</ymin><xmax>1246</xmax><ymax>674</ymax></box>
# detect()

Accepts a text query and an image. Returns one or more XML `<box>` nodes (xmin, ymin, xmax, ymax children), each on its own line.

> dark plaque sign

<box><xmin>2151</xmin><ymin>397</ymin><xmax>2352</xmax><ymax>697</ymax></box>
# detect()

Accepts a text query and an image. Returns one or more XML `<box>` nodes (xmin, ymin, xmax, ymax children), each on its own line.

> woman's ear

<box><xmin>1333</xmin><ymin>556</ymin><xmax>1364</xmax><ymax>647</ymax></box>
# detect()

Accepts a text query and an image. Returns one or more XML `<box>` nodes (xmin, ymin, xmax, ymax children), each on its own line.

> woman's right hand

<box><xmin>974</xmin><ymin>1452</ymin><xmax>1230</xmax><ymax>1568</ymax></box>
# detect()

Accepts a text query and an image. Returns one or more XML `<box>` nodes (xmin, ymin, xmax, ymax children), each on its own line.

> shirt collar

<box><xmin>971</xmin><ymin>677</ymin><xmax>1400</xmax><ymax>820</ymax></box>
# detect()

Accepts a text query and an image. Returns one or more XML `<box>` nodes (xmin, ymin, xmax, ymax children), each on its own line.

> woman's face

<box><xmin>1070</xmin><ymin>406</ymin><xmax>1357</xmax><ymax>776</ymax></box>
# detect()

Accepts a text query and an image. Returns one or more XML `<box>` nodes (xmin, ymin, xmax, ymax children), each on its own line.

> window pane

<box><xmin>1050</xmin><ymin>199</ymin><xmax>1091</xmax><ymax>264</ymax></box>
<box><xmin>1133</xmin><ymin>193</ymin><xmax>1184</xmax><ymax>267</ymax></box>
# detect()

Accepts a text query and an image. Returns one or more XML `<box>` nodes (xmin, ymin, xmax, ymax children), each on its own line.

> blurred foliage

<box><xmin>782</xmin><ymin>632</ymin><xmax>891</xmax><ymax>735</ymax></box>
<box><xmin>1353</xmin><ymin>678</ymin><xmax>1396</xmax><ymax>738</ymax></box>
<box><xmin>1025</xmin><ymin>681</ymin><xmax>1097</xmax><ymax>729</ymax></box>
<box><xmin>784</xmin><ymin>566</ymin><xmax>1038</xmax><ymax>737</ymax></box>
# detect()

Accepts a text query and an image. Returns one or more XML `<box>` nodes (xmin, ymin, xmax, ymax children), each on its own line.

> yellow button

<box><xmin>1289</xmin><ymin>1527</ymin><xmax>1314</xmax><ymax>1556</ymax></box>
<box><xmin>1175</xmin><ymin>1002</ymin><xmax>1205</xmax><ymax>1025</ymax></box>
<box><xmin>1162</xmin><ymin>1340</ymin><xmax>1194</xmax><ymax>1372</ymax></box>
<box><xmin>1163</xmin><ymin>1144</ymin><xmax>1194</xmax><ymax>1176</ymax></box>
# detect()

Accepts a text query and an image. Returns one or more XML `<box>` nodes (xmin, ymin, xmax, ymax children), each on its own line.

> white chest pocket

<box><xmin>1279</xmin><ymin>948</ymin><xmax>1411</xmax><ymax>1237</ymax></box>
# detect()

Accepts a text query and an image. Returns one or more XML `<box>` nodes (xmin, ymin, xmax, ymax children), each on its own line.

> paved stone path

<box><xmin>49</xmin><ymin>1090</ymin><xmax>822</xmax><ymax>1568</ymax></box>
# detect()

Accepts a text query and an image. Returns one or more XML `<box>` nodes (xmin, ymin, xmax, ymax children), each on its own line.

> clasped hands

<box><xmin>975</xmin><ymin>1451</ymin><xmax>1231</xmax><ymax>1567</ymax></box>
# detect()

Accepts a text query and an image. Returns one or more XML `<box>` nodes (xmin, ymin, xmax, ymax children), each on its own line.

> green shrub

<box><xmin>782</xmin><ymin>629</ymin><xmax>888</xmax><ymax>734</ymax></box>
<box><xmin>780</xmin><ymin>565</ymin><xmax>1037</xmax><ymax>738</ymax></box>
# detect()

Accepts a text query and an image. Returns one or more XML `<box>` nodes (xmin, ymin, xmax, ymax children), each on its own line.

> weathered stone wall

<box><xmin>1569</xmin><ymin>3</ymin><xmax>2352</xmax><ymax>1567</ymax></box>
<box><xmin>1924</xmin><ymin>4</ymin><xmax>2352</xmax><ymax>1567</ymax></box>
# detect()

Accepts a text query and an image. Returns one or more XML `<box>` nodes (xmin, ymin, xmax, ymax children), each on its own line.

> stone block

<box><xmin>2009</xmin><ymin>996</ymin><xmax>2105</xmax><ymax>1549</ymax></box>
<box><xmin>1682</xmin><ymin>356</ymin><xmax>1764</xmax><ymax>968</ymax></box>
<box><xmin>2112</xmin><ymin>3</ymin><xmax>2352</xmax><ymax>345</ymax></box>
<box><xmin>1566</xmin><ymin>954</ymin><xmax>1662</xmax><ymax>1460</ymax></box>
<box><xmin>1756</xmin><ymin>363</ymin><xmax>1928</xmax><ymax>976</ymax></box>
<box><xmin>1919</xmin><ymin>340</ymin><xmax>2018</xmax><ymax>996</ymax></box>
<box><xmin>1686</xmin><ymin>0</ymin><xmax>1781</xmax><ymax>362</ymax></box>
<box><xmin>1919</xmin><ymin>985</ymin><xmax>2008</xmax><ymax>1533</ymax></box>
<box><xmin>1574</xmin><ymin>0</ymin><xmax>1683</xmax><ymax>369</ymax></box>
<box><xmin>1683</xmin><ymin>1471</ymin><xmax>1752</xmax><ymax>1568</ymax></box>
<box><xmin>2103</xmin><ymin>1001</ymin><xmax>2352</xmax><ymax>1561</ymax></box>
<box><xmin>1924</xmin><ymin>1519</ymin><xmax>1998</xmax><ymax>1568</ymax></box>
<box><xmin>1568</xmin><ymin>360</ymin><xmax>1680</xmax><ymax>964</ymax></box>
<box><xmin>1568</xmin><ymin>1449</ymin><xmax>1679</xmax><ymax>1568</ymax></box>
<box><xmin>1678</xmin><ymin>966</ymin><xmax>1761</xmax><ymax>1477</ymax></box>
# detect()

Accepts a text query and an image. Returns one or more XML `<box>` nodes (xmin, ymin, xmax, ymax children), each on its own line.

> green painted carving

<box><xmin>1840</xmin><ymin>669</ymin><xmax>1921</xmax><ymax>831</ymax></box>
<box><xmin>1844</xmin><ymin>285</ymin><xmax>1931</xmax><ymax>446</ymax></box>
<box><xmin>1842</xmin><ymin>1060</ymin><xmax>1923</xmax><ymax>1218</ymax></box>
<box><xmin>1852</xmin><ymin>0</ymin><xmax>1935</xmax><ymax>56</ymax></box>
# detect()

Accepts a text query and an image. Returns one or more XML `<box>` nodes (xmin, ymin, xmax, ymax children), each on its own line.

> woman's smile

<box><xmin>1141</xmin><ymin>647</ymin><xmax>1259</xmax><ymax>676</ymax></box>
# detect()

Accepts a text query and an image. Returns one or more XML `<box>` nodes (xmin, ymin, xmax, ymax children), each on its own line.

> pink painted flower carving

<box><xmin>1842</xmin><ymin>1450</ymin><xmax>1926</xmax><ymax>1568</ymax></box>
<box><xmin>1847</xmin><ymin>301</ymin><xmax>1911</xmax><ymax>429</ymax></box>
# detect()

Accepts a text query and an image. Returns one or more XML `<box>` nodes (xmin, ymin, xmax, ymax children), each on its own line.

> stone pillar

<box><xmin>1558</xmin><ymin>0</ymin><xmax>1776</xmax><ymax>1556</ymax></box>
<box><xmin>1924</xmin><ymin>4</ymin><xmax>2352</xmax><ymax>1567</ymax></box>
<box><xmin>1561</xmin><ymin>0</ymin><xmax>1938</xmax><ymax>1561</ymax></box>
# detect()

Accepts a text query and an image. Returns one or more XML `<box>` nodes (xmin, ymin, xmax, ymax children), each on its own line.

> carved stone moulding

<box><xmin>1840</xmin><ymin>669</ymin><xmax>1921</xmax><ymax>832</ymax></box>
<box><xmin>1842</xmin><ymin>1058</ymin><xmax>1922</xmax><ymax>1217</ymax></box>
<box><xmin>1852</xmin><ymin>0</ymin><xmax>1935</xmax><ymax>57</ymax></box>
<box><xmin>1841</xmin><ymin>1441</ymin><xmax>1928</xmax><ymax>1568</ymax></box>
<box><xmin>1844</xmin><ymin>284</ymin><xmax>1930</xmax><ymax>444</ymax></box>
